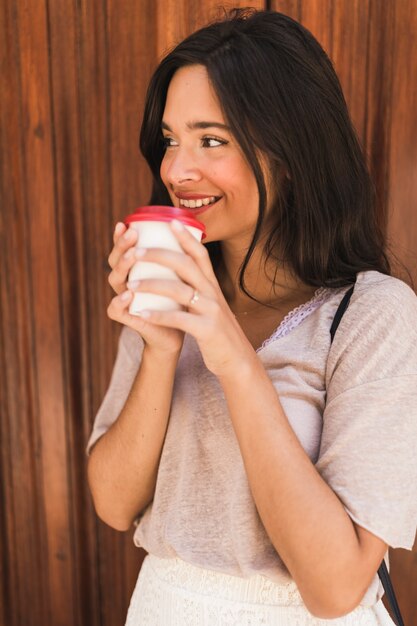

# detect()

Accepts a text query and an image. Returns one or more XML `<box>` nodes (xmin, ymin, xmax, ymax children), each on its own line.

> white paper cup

<box><xmin>124</xmin><ymin>206</ymin><xmax>206</xmax><ymax>315</ymax></box>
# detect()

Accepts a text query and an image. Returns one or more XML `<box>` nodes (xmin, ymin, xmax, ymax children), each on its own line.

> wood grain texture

<box><xmin>47</xmin><ymin>0</ymin><xmax>102</xmax><ymax>624</ymax></box>
<box><xmin>269</xmin><ymin>0</ymin><xmax>301</xmax><ymax>20</ymax></box>
<box><xmin>387</xmin><ymin>0</ymin><xmax>417</xmax><ymax>284</ymax></box>
<box><xmin>1</xmin><ymin>1</ymin><xmax>416</xmax><ymax>625</ymax></box>
<box><xmin>1</xmin><ymin>0</ymin><xmax>75</xmax><ymax>624</ymax></box>
<box><xmin>363</xmin><ymin>0</ymin><xmax>396</xmax><ymax>236</ymax></box>
<box><xmin>156</xmin><ymin>0</ymin><xmax>264</xmax><ymax>58</ymax></box>
<box><xmin>385</xmin><ymin>0</ymin><xmax>417</xmax><ymax>622</ymax></box>
<box><xmin>0</xmin><ymin>2</ymin><xmax>34</xmax><ymax>622</ymax></box>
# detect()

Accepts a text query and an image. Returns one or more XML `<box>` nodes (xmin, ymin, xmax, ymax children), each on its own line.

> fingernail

<box><xmin>120</xmin><ymin>291</ymin><xmax>132</xmax><ymax>301</ymax></box>
<box><xmin>135</xmin><ymin>248</ymin><xmax>146</xmax><ymax>258</ymax></box>
<box><xmin>127</xmin><ymin>280</ymin><xmax>140</xmax><ymax>289</ymax></box>
<box><xmin>137</xmin><ymin>310</ymin><xmax>150</xmax><ymax>318</ymax></box>
<box><xmin>115</xmin><ymin>222</ymin><xmax>125</xmax><ymax>235</ymax></box>
<box><xmin>171</xmin><ymin>219</ymin><xmax>184</xmax><ymax>232</ymax></box>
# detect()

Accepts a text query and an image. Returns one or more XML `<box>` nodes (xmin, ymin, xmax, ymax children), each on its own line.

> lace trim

<box><xmin>257</xmin><ymin>287</ymin><xmax>331</xmax><ymax>353</ymax></box>
<box><xmin>146</xmin><ymin>555</ymin><xmax>303</xmax><ymax>605</ymax></box>
<box><xmin>126</xmin><ymin>555</ymin><xmax>380</xmax><ymax>625</ymax></box>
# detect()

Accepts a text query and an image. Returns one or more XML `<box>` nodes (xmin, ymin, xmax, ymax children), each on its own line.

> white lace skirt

<box><xmin>125</xmin><ymin>554</ymin><xmax>395</xmax><ymax>626</ymax></box>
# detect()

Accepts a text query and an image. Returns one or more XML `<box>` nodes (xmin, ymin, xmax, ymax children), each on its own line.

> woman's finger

<box><xmin>170</xmin><ymin>219</ymin><xmax>217</xmax><ymax>282</ymax></box>
<box><xmin>134</xmin><ymin>307</ymin><xmax>207</xmax><ymax>337</ymax></box>
<box><xmin>112</xmin><ymin>221</ymin><xmax>126</xmax><ymax>245</ymax></box>
<box><xmin>107</xmin><ymin>289</ymin><xmax>151</xmax><ymax>331</ymax></box>
<box><xmin>132</xmin><ymin>247</ymin><xmax>213</xmax><ymax>296</ymax></box>
<box><xmin>108</xmin><ymin>247</ymin><xmax>141</xmax><ymax>294</ymax></box>
<box><xmin>127</xmin><ymin>278</ymin><xmax>211</xmax><ymax>312</ymax></box>
<box><xmin>108</xmin><ymin>226</ymin><xmax>138</xmax><ymax>269</ymax></box>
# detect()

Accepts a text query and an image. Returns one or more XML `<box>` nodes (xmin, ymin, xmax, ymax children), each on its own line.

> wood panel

<box><xmin>1</xmin><ymin>1</ymin><xmax>417</xmax><ymax>625</ymax></box>
<box><xmin>387</xmin><ymin>0</ymin><xmax>417</xmax><ymax>284</ymax></box>
<box><xmin>155</xmin><ymin>0</ymin><xmax>264</xmax><ymax>57</ymax></box>
<box><xmin>387</xmin><ymin>1</ymin><xmax>417</xmax><ymax>622</ymax></box>
<box><xmin>1</xmin><ymin>1</ymin><xmax>75</xmax><ymax>625</ymax></box>
<box><xmin>47</xmin><ymin>1</ymin><xmax>101</xmax><ymax>624</ymax></box>
<box><xmin>363</xmin><ymin>0</ymin><xmax>396</xmax><ymax>234</ymax></box>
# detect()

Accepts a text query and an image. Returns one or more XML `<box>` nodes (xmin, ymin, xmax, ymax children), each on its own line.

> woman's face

<box><xmin>160</xmin><ymin>64</ymin><xmax>269</xmax><ymax>246</ymax></box>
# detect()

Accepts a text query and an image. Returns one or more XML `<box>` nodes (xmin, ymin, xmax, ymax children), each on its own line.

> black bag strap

<box><xmin>378</xmin><ymin>560</ymin><xmax>405</xmax><ymax>626</ymax></box>
<box><xmin>330</xmin><ymin>283</ymin><xmax>405</xmax><ymax>626</ymax></box>
<box><xmin>330</xmin><ymin>285</ymin><xmax>355</xmax><ymax>342</ymax></box>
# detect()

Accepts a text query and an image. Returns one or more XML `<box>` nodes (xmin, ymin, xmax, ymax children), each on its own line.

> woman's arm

<box><xmin>217</xmin><ymin>355</ymin><xmax>387</xmax><ymax>619</ymax></box>
<box><xmin>88</xmin><ymin>221</ymin><xmax>186</xmax><ymax>531</ymax></box>
<box><xmin>87</xmin><ymin>345</ymin><xmax>179</xmax><ymax>531</ymax></box>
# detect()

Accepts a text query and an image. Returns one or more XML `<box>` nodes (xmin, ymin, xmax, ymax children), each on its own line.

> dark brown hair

<box><xmin>140</xmin><ymin>8</ymin><xmax>391</xmax><ymax>294</ymax></box>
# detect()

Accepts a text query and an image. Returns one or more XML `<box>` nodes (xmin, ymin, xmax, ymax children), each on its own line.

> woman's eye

<box><xmin>161</xmin><ymin>136</ymin><xmax>227</xmax><ymax>148</ymax></box>
<box><xmin>162</xmin><ymin>136</ymin><xmax>177</xmax><ymax>148</ymax></box>
<box><xmin>202</xmin><ymin>136</ymin><xmax>226</xmax><ymax>148</ymax></box>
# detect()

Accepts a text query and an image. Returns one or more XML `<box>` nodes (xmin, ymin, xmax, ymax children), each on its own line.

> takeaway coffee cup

<box><xmin>124</xmin><ymin>205</ymin><xmax>206</xmax><ymax>315</ymax></box>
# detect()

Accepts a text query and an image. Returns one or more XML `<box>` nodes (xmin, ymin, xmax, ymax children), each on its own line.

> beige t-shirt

<box><xmin>87</xmin><ymin>271</ymin><xmax>417</xmax><ymax>606</ymax></box>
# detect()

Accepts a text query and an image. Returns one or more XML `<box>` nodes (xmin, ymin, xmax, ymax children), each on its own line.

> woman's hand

<box><xmin>127</xmin><ymin>219</ymin><xmax>256</xmax><ymax>377</ymax></box>
<box><xmin>106</xmin><ymin>222</ymin><xmax>184</xmax><ymax>355</ymax></box>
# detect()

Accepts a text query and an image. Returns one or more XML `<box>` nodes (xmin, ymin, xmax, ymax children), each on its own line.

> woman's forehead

<box><xmin>163</xmin><ymin>65</ymin><xmax>226</xmax><ymax>127</ymax></box>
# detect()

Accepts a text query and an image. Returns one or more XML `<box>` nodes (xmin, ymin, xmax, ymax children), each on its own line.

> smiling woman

<box><xmin>160</xmin><ymin>65</ymin><xmax>263</xmax><ymax>245</ymax></box>
<box><xmin>86</xmin><ymin>8</ymin><xmax>417</xmax><ymax>626</ymax></box>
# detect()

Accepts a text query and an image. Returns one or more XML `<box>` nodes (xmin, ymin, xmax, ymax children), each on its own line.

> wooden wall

<box><xmin>0</xmin><ymin>1</ymin><xmax>416</xmax><ymax>625</ymax></box>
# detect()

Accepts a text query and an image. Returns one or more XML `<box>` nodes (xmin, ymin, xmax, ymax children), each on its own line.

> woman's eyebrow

<box><xmin>161</xmin><ymin>120</ymin><xmax>231</xmax><ymax>131</ymax></box>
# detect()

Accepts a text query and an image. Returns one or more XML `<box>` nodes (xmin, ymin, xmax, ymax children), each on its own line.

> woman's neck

<box><xmin>217</xmin><ymin>241</ymin><xmax>316</xmax><ymax>314</ymax></box>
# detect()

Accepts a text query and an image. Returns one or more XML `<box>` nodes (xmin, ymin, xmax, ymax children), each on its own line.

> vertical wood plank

<box><xmin>298</xmin><ymin>0</ymin><xmax>333</xmax><ymax>59</ymax></box>
<box><xmin>0</xmin><ymin>1</ymin><xmax>37</xmax><ymax>621</ymax></box>
<box><xmin>387</xmin><ymin>1</ymin><xmax>417</xmax><ymax>616</ymax></box>
<box><xmin>331</xmin><ymin>0</ymin><xmax>371</xmax><ymax>140</ymax></box>
<box><xmin>269</xmin><ymin>0</ymin><xmax>301</xmax><ymax>20</ymax></box>
<box><xmin>107</xmin><ymin>0</ymin><xmax>155</xmax><ymax>221</ymax></box>
<box><xmin>156</xmin><ymin>0</ymin><xmax>265</xmax><ymax>57</ymax></box>
<box><xmin>363</xmin><ymin>0</ymin><xmax>396</xmax><ymax>233</ymax></box>
<box><xmin>46</xmin><ymin>0</ymin><xmax>105</xmax><ymax>623</ymax></box>
<box><xmin>0</xmin><ymin>0</ymin><xmax>77</xmax><ymax>623</ymax></box>
<box><xmin>13</xmin><ymin>0</ymin><xmax>77</xmax><ymax>623</ymax></box>
<box><xmin>77</xmin><ymin>0</ymin><xmax>116</xmax><ymax>410</ymax></box>
<box><xmin>386</xmin><ymin>0</ymin><xmax>417</xmax><ymax>286</ymax></box>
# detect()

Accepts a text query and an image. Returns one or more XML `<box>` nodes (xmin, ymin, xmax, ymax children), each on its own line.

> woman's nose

<box><xmin>163</xmin><ymin>147</ymin><xmax>202</xmax><ymax>186</ymax></box>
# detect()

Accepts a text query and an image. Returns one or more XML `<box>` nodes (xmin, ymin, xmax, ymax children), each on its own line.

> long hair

<box><xmin>140</xmin><ymin>8</ymin><xmax>390</xmax><ymax>294</ymax></box>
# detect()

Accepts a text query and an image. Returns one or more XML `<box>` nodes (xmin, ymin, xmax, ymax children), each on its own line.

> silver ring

<box><xmin>189</xmin><ymin>289</ymin><xmax>200</xmax><ymax>305</ymax></box>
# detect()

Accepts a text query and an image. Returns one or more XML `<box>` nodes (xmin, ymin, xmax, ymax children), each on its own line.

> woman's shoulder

<box><xmin>353</xmin><ymin>269</ymin><xmax>416</xmax><ymax>302</ymax></box>
<box><xmin>330</xmin><ymin>270</ymin><xmax>417</xmax><ymax>331</ymax></box>
<box><xmin>326</xmin><ymin>270</ymin><xmax>417</xmax><ymax>393</ymax></box>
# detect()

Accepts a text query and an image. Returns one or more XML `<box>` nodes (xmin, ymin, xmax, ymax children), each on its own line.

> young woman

<box><xmin>87</xmin><ymin>9</ymin><xmax>417</xmax><ymax>625</ymax></box>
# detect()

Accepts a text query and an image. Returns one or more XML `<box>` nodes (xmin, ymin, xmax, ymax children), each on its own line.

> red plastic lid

<box><xmin>124</xmin><ymin>206</ymin><xmax>206</xmax><ymax>239</ymax></box>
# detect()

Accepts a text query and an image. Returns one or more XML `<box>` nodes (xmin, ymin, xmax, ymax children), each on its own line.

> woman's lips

<box><xmin>174</xmin><ymin>193</ymin><xmax>222</xmax><ymax>214</ymax></box>
<box><xmin>186</xmin><ymin>197</ymin><xmax>221</xmax><ymax>215</ymax></box>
